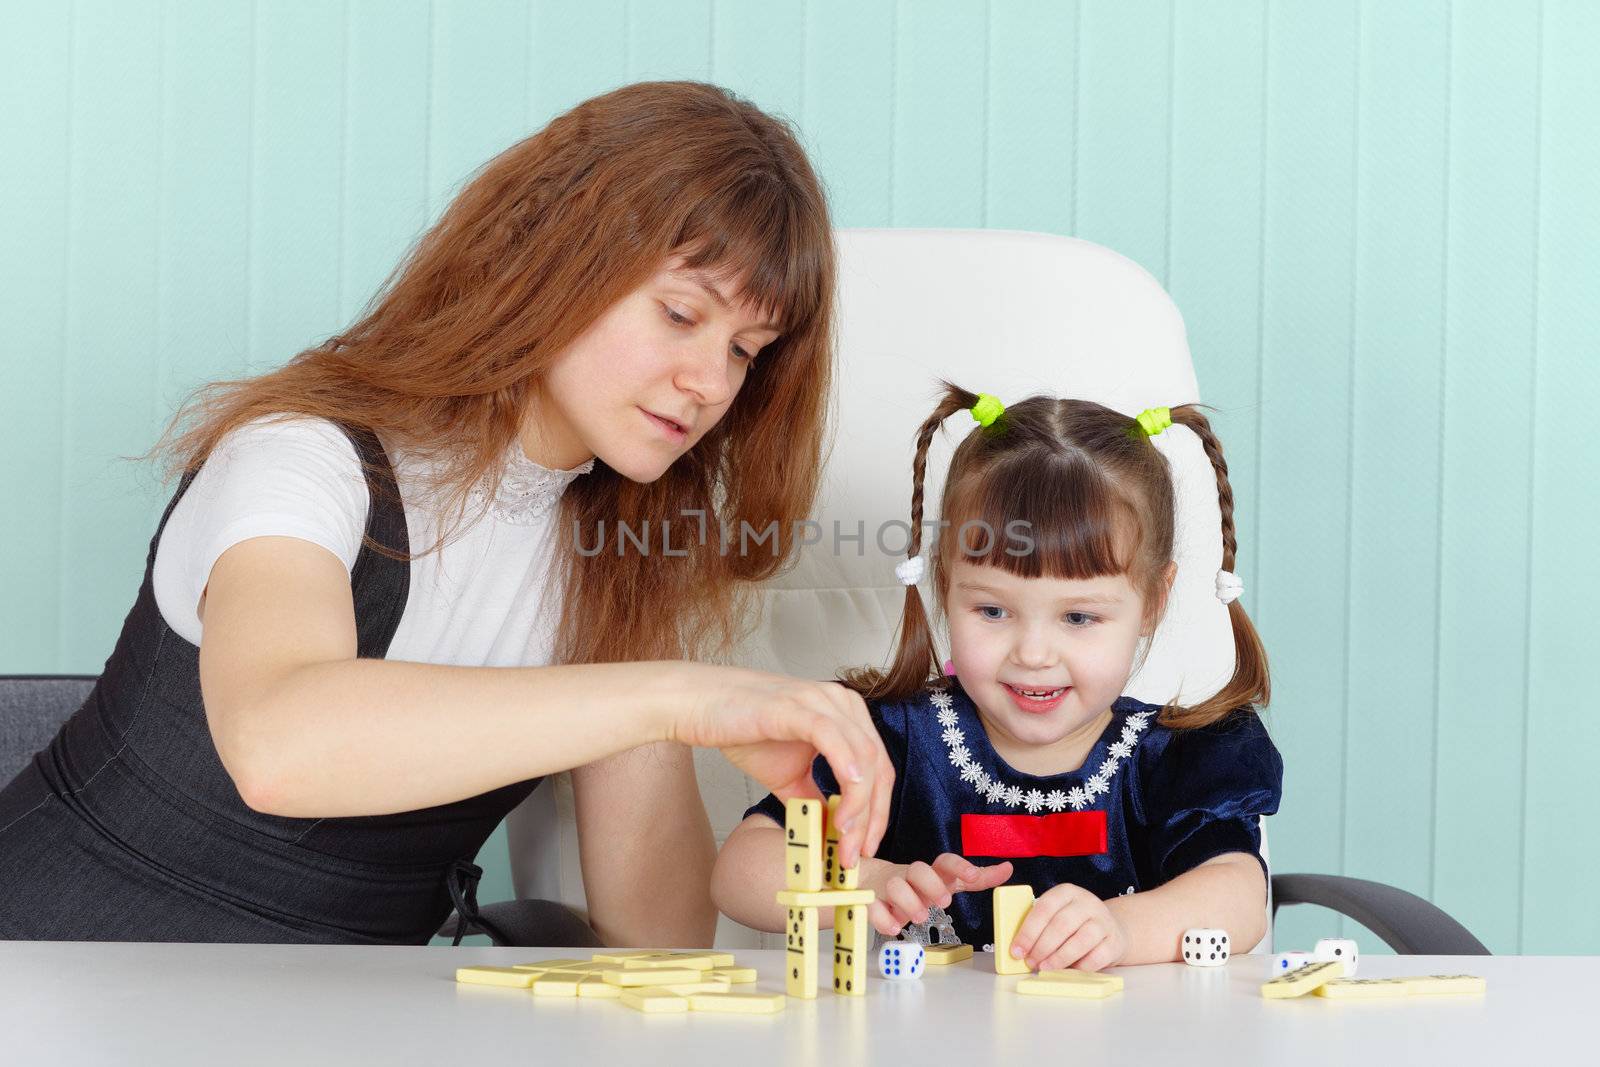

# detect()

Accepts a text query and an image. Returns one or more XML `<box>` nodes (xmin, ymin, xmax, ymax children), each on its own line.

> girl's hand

<box><xmin>1009</xmin><ymin>883</ymin><xmax>1127</xmax><ymax>972</ymax></box>
<box><xmin>864</xmin><ymin>854</ymin><xmax>1014</xmax><ymax>937</ymax></box>
<box><xmin>660</xmin><ymin>663</ymin><xmax>894</xmax><ymax>870</ymax></box>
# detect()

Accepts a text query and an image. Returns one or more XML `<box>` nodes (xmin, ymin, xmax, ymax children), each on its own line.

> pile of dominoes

<box><xmin>779</xmin><ymin>795</ymin><xmax>875</xmax><ymax>998</ymax></box>
<box><xmin>1261</xmin><ymin>939</ymin><xmax>1485</xmax><ymax>1001</ymax></box>
<box><xmin>455</xmin><ymin>950</ymin><xmax>782</xmax><ymax>1014</ymax></box>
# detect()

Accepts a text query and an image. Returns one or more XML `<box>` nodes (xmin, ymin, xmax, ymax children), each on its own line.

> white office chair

<box><xmin>500</xmin><ymin>229</ymin><xmax>1485</xmax><ymax>956</ymax></box>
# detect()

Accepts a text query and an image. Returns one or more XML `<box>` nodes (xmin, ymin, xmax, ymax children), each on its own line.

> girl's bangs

<box><xmin>942</xmin><ymin>455</ymin><xmax>1140</xmax><ymax>581</ymax></box>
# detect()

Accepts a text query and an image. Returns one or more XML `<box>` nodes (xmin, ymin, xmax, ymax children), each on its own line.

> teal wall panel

<box><xmin>3</xmin><ymin>0</ymin><xmax>1594</xmax><ymax>955</ymax></box>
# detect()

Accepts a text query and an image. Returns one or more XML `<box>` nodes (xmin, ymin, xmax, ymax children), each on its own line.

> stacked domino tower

<box><xmin>777</xmin><ymin>796</ymin><xmax>876</xmax><ymax>998</ymax></box>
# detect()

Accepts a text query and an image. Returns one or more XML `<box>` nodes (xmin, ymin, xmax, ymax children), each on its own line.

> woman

<box><xmin>0</xmin><ymin>81</ymin><xmax>891</xmax><ymax>945</ymax></box>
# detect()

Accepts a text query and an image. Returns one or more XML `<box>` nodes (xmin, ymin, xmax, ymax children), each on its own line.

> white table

<box><xmin>0</xmin><ymin>943</ymin><xmax>1582</xmax><ymax>1065</ymax></box>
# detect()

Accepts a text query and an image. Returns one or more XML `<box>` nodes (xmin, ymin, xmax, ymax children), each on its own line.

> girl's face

<box><xmin>945</xmin><ymin>558</ymin><xmax>1171</xmax><ymax>762</ymax></box>
<box><xmin>523</xmin><ymin>257</ymin><xmax>782</xmax><ymax>480</ymax></box>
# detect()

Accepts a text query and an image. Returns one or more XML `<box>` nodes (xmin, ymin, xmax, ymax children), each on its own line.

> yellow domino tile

<box><xmin>1315</xmin><ymin>978</ymin><xmax>1413</xmax><ymax>1000</ymax></box>
<box><xmin>774</xmin><ymin>889</ymin><xmax>876</xmax><ymax>908</ymax></box>
<box><xmin>785</xmin><ymin>798</ymin><xmax>825</xmax><ymax>891</ymax></box>
<box><xmin>1400</xmin><ymin>974</ymin><xmax>1487</xmax><ymax>996</ymax></box>
<box><xmin>1261</xmin><ymin>959</ymin><xmax>1345</xmax><ymax>999</ymax></box>
<box><xmin>709</xmin><ymin>967</ymin><xmax>758</xmax><ymax>984</ymax></box>
<box><xmin>664</xmin><ymin>950</ymin><xmax>737</xmax><ymax>968</ymax></box>
<box><xmin>922</xmin><ymin>944</ymin><xmax>974</xmax><ymax>966</ymax></box>
<box><xmin>530</xmin><ymin>970</ymin><xmax>591</xmax><ymax>997</ymax></box>
<box><xmin>1017</xmin><ymin>976</ymin><xmax>1120</xmax><ymax>999</ymax></box>
<box><xmin>992</xmin><ymin>884</ymin><xmax>1036</xmax><ymax>975</ymax></box>
<box><xmin>576</xmin><ymin>976</ymin><xmax>622</xmax><ymax>999</ymax></box>
<box><xmin>620</xmin><ymin>988</ymin><xmax>691</xmax><ymax>1014</ymax></box>
<box><xmin>510</xmin><ymin>958</ymin><xmax>590</xmax><ymax>973</ymax></box>
<box><xmin>824</xmin><ymin>795</ymin><xmax>859</xmax><ymax>889</ymax></box>
<box><xmin>1035</xmin><ymin>969</ymin><xmax>1124</xmax><ymax>992</ymax></box>
<box><xmin>601</xmin><ymin>968</ymin><xmax>704</xmax><ymax>987</ymax></box>
<box><xmin>688</xmin><ymin>992</ymin><xmax>786</xmax><ymax>1015</ymax></box>
<box><xmin>785</xmin><ymin>905</ymin><xmax>819</xmax><ymax>999</ymax></box>
<box><xmin>591</xmin><ymin>950</ymin><xmax>669</xmax><ymax>963</ymax></box>
<box><xmin>454</xmin><ymin>966</ymin><xmax>539</xmax><ymax>988</ymax></box>
<box><xmin>659</xmin><ymin>980</ymin><xmax>734</xmax><ymax>995</ymax></box>
<box><xmin>832</xmin><ymin>902</ymin><xmax>869</xmax><ymax>996</ymax></box>
<box><xmin>620</xmin><ymin>955</ymin><xmax>715</xmax><ymax>971</ymax></box>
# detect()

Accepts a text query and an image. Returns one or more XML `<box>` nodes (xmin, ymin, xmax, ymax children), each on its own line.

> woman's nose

<box><xmin>675</xmin><ymin>339</ymin><xmax>734</xmax><ymax>407</ymax></box>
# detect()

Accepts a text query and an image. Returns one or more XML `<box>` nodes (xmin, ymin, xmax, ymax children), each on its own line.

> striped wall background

<box><xmin>2</xmin><ymin>0</ymin><xmax>1596</xmax><ymax>954</ymax></box>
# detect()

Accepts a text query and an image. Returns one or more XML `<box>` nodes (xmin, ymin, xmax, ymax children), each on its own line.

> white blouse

<box><xmin>152</xmin><ymin>417</ymin><xmax>593</xmax><ymax>667</ymax></box>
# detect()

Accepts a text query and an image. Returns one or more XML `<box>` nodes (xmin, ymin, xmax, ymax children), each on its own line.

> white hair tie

<box><xmin>1215</xmin><ymin>569</ymin><xmax>1244</xmax><ymax>605</ymax></box>
<box><xmin>895</xmin><ymin>556</ymin><xmax>926</xmax><ymax>587</ymax></box>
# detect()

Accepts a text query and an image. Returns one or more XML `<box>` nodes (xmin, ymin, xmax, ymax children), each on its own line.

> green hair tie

<box><xmin>971</xmin><ymin>393</ymin><xmax>1005</xmax><ymax>428</ymax></box>
<box><xmin>1135</xmin><ymin>406</ymin><xmax>1172</xmax><ymax>437</ymax></box>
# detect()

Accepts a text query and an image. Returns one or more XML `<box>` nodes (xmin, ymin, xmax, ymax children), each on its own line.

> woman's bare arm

<box><xmin>198</xmin><ymin>534</ymin><xmax>894</xmax><ymax>872</ymax></box>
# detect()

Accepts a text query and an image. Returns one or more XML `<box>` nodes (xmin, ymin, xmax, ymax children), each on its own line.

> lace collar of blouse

<box><xmin>472</xmin><ymin>443</ymin><xmax>595</xmax><ymax>526</ymax></box>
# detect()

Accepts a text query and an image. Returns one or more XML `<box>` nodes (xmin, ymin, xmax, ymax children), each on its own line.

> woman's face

<box><xmin>525</xmin><ymin>257</ymin><xmax>782</xmax><ymax>480</ymax></box>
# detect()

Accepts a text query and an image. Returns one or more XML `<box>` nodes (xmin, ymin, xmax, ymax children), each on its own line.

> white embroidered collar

<box><xmin>474</xmin><ymin>444</ymin><xmax>594</xmax><ymax>526</ymax></box>
<box><xmin>929</xmin><ymin>686</ymin><xmax>1153</xmax><ymax>814</ymax></box>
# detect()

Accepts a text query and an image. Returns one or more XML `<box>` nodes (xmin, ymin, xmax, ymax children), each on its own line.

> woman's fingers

<box><xmin>959</xmin><ymin>860</ymin><xmax>1015</xmax><ymax>893</ymax></box>
<box><xmin>820</xmin><ymin>684</ymin><xmax>892</xmax><ymax>865</ymax></box>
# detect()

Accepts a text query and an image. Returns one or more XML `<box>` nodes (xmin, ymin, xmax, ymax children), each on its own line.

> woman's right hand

<box><xmin>658</xmin><ymin>663</ymin><xmax>894</xmax><ymax>872</ymax></box>
<box><xmin>864</xmin><ymin>853</ymin><xmax>1015</xmax><ymax>937</ymax></box>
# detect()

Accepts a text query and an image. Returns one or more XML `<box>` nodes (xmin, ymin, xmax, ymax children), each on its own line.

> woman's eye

<box><xmin>731</xmin><ymin>343</ymin><xmax>753</xmax><ymax>361</ymax></box>
<box><xmin>662</xmin><ymin>303</ymin><xmax>695</xmax><ymax>327</ymax></box>
<box><xmin>1065</xmin><ymin>612</ymin><xmax>1098</xmax><ymax>626</ymax></box>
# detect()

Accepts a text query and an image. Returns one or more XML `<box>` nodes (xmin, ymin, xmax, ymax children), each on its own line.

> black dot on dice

<box><xmin>1210</xmin><ymin>937</ymin><xmax>1217</xmax><ymax>945</ymax></box>
<box><xmin>1334</xmin><ymin>948</ymin><xmax>1343</xmax><ymax>956</ymax></box>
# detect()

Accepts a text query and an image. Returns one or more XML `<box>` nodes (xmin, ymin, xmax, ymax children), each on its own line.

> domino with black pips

<box><xmin>833</xmin><ymin>899</ymin><xmax>870</xmax><ymax>995</ymax></box>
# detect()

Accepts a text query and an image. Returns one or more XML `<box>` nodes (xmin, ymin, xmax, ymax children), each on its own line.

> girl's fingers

<box><xmin>867</xmin><ymin>900</ymin><xmax>904</xmax><ymax>938</ymax></box>
<box><xmin>960</xmin><ymin>861</ymin><xmax>1014</xmax><ymax>892</ymax></box>
<box><xmin>883</xmin><ymin>878</ymin><xmax>929</xmax><ymax>927</ymax></box>
<box><xmin>1027</xmin><ymin>905</ymin><xmax>1093</xmax><ymax>969</ymax></box>
<box><xmin>1038</xmin><ymin>920</ymin><xmax>1103</xmax><ymax>972</ymax></box>
<box><xmin>1071</xmin><ymin>941</ymin><xmax>1118</xmax><ymax>973</ymax></box>
<box><xmin>1009</xmin><ymin>897</ymin><xmax>1067</xmax><ymax>959</ymax></box>
<box><xmin>903</xmin><ymin>862</ymin><xmax>953</xmax><ymax>910</ymax></box>
<box><xmin>930</xmin><ymin>853</ymin><xmax>977</xmax><ymax>886</ymax></box>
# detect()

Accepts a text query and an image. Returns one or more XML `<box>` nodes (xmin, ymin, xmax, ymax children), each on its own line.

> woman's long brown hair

<box><xmin>843</xmin><ymin>382</ymin><xmax>1270</xmax><ymax>730</ymax></box>
<box><xmin>151</xmin><ymin>81</ymin><xmax>836</xmax><ymax>665</ymax></box>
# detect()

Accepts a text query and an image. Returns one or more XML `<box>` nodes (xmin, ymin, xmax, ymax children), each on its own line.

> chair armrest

<box><xmin>436</xmin><ymin>899</ymin><xmax>603</xmax><ymax>949</ymax></box>
<box><xmin>1271</xmin><ymin>873</ymin><xmax>1490</xmax><ymax>956</ymax></box>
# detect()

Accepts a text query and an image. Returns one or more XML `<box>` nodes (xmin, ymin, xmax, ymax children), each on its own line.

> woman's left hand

<box><xmin>1008</xmin><ymin>883</ymin><xmax>1128</xmax><ymax>972</ymax></box>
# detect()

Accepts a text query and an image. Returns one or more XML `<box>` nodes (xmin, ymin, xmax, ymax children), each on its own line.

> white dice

<box><xmin>1271</xmin><ymin>950</ymin><xmax>1313</xmax><ymax>974</ymax></box>
<box><xmin>878</xmin><ymin>941</ymin><xmax>925</xmax><ymax>980</ymax></box>
<box><xmin>1313</xmin><ymin>938</ymin><xmax>1359</xmax><ymax>976</ymax></box>
<box><xmin>1181</xmin><ymin>928</ymin><xmax>1230</xmax><ymax>967</ymax></box>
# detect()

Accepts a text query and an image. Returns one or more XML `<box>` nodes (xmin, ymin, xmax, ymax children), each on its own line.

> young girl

<box><xmin>712</xmin><ymin>383</ymin><xmax>1281</xmax><ymax>972</ymax></box>
<box><xmin>0</xmin><ymin>81</ymin><xmax>894</xmax><ymax>945</ymax></box>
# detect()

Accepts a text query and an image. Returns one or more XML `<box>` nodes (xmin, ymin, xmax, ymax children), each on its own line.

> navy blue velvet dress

<box><xmin>747</xmin><ymin>681</ymin><xmax>1283</xmax><ymax>947</ymax></box>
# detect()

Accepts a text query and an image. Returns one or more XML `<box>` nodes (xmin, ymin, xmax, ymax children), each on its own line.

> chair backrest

<box><xmin>508</xmin><ymin>229</ymin><xmax>1257</xmax><ymax>947</ymax></box>
<box><xmin>0</xmin><ymin>675</ymin><xmax>96</xmax><ymax>784</ymax></box>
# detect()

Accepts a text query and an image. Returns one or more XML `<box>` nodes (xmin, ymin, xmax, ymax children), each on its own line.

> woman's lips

<box><xmin>641</xmin><ymin>408</ymin><xmax>688</xmax><ymax>443</ymax></box>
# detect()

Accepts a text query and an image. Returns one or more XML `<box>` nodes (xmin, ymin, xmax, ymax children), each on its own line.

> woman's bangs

<box><xmin>676</xmin><ymin>180</ymin><xmax>828</xmax><ymax>337</ymax></box>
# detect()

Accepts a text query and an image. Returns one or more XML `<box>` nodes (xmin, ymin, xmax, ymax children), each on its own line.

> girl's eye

<box><xmin>1065</xmin><ymin>612</ymin><xmax>1098</xmax><ymax>626</ymax></box>
<box><xmin>977</xmin><ymin>605</ymin><xmax>1006</xmax><ymax>621</ymax></box>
